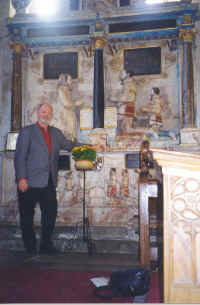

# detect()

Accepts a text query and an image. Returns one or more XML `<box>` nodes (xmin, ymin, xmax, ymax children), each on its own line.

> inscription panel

<box><xmin>124</xmin><ymin>47</ymin><xmax>161</xmax><ymax>76</ymax></box>
<box><xmin>43</xmin><ymin>52</ymin><xmax>78</xmax><ymax>79</ymax></box>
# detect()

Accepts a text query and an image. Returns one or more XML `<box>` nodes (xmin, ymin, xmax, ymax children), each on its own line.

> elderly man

<box><xmin>14</xmin><ymin>103</ymin><xmax>83</xmax><ymax>255</ymax></box>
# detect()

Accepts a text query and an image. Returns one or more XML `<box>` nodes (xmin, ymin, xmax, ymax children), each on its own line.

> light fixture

<box><xmin>31</xmin><ymin>0</ymin><xmax>58</xmax><ymax>16</ymax></box>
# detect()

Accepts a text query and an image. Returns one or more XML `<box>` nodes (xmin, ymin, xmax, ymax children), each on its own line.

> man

<box><xmin>14</xmin><ymin>103</ymin><xmax>83</xmax><ymax>255</ymax></box>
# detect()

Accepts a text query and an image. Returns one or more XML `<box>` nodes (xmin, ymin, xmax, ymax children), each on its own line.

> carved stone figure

<box><xmin>121</xmin><ymin>117</ymin><xmax>135</xmax><ymax>134</ymax></box>
<box><xmin>118</xmin><ymin>71</ymin><xmax>137</xmax><ymax>135</ymax></box>
<box><xmin>107</xmin><ymin>168</ymin><xmax>117</xmax><ymax>198</ymax></box>
<box><xmin>119</xmin><ymin>71</ymin><xmax>137</xmax><ymax>117</ymax></box>
<box><xmin>140</xmin><ymin>87</ymin><xmax>163</xmax><ymax>133</ymax></box>
<box><xmin>57</xmin><ymin>74</ymin><xmax>78</xmax><ymax>141</ymax></box>
<box><xmin>120</xmin><ymin>169</ymin><xmax>129</xmax><ymax>197</ymax></box>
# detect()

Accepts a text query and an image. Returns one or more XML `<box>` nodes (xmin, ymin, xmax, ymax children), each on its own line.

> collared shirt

<box><xmin>37</xmin><ymin>122</ymin><xmax>52</xmax><ymax>154</ymax></box>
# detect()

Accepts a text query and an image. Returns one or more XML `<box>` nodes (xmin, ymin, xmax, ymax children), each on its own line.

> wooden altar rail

<box><xmin>138</xmin><ymin>180</ymin><xmax>158</xmax><ymax>269</ymax></box>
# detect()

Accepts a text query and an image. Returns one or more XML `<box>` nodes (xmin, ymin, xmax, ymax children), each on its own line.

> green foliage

<box><xmin>72</xmin><ymin>145</ymin><xmax>96</xmax><ymax>161</ymax></box>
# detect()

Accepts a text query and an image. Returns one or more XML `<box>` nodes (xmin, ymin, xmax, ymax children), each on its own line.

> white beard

<box><xmin>38</xmin><ymin>118</ymin><xmax>51</xmax><ymax>126</ymax></box>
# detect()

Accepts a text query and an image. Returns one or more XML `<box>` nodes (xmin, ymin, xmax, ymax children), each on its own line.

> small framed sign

<box><xmin>80</xmin><ymin>107</ymin><xmax>93</xmax><ymax>130</ymax></box>
<box><xmin>104</xmin><ymin>107</ymin><xmax>117</xmax><ymax>129</ymax></box>
<box><xmin>58</xmin><ymin>152</ymin><xmax>71</xmax><ymax>170</ymax></box>
<box><xmin>5</xmin><ymin>132</ymin><xmax>19</xmax><ymax>151</ymax></box>
<box><xmin>125</xmin><ymin>153</ymin><xmax>140</xmax><ymax>169</ymax></box>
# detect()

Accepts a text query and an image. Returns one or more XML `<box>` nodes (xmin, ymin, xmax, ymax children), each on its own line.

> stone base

<box><xmin>180</xmin><ymin>128</ymin><xmax>200</xmax><ymax>145</ymax></box>
<box><xmin>0</xmin><ymin>224</ymin><xmax>139</xmax><ymax>257</ymax></box>
<box><xmin>0</xmin><ymin>224</ymin><xmax>162</xmax><ymax>265</ymax></box>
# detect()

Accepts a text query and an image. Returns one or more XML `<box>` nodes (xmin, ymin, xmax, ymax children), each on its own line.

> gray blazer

<box><xmin>14</xmin><ymin>123</ymin><xmax>81</xmax><ymax>188</ymax></box>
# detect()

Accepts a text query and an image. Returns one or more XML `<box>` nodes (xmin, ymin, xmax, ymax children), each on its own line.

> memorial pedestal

<box><xmin>153</xmin><ymin>149</ymin><xmax>200</xmax><ymax>304</ymax></box>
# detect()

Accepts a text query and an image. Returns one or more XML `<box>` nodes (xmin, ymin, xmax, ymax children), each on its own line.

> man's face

<box><xmin>37</xmin><ymin>104</ymin><xmax>53</xmax><ymax>126</ymax></box>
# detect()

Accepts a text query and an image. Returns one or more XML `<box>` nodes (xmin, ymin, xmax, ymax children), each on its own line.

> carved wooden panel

<box><xmin>138</xmin><ymin>181</ymin><xmax>158</xmax><ymax>269</ymax></box>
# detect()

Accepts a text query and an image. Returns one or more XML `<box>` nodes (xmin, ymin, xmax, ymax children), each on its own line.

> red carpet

<box><xmin>0</xmin><ymin>268</ymin><xmax>161</xmax><ymax>303</ymax></box>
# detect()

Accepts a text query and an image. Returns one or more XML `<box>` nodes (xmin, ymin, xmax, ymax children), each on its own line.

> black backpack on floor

<box><xmin>94</xmin><ymin>268</ymin><xmax>150</xmax><ymax>300</ymax></box>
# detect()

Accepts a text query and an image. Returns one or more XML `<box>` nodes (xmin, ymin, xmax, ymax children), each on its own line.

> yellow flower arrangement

<box><xmin>72</xmin><ymin>145</ymin><xmax>96</xmax><ymax>162</ymax></box>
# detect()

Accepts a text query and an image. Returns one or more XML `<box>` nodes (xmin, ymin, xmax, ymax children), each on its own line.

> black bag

<box><xmin>94</xmin><ymin>268</ymin><xmax>150</xmax><ymax>299</ymax></box>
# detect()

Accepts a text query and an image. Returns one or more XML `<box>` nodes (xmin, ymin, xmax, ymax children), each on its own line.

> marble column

<box><xmin>93</xmin><ymin>37</ymin><xmax>107</xmax><ymax>128</ymax></box>
<box><xmin>179</xmin><ymin>28</ymin><xmax>196</xmax><ymax>128</ymax></box>
<box><xmin>9</xmin><ymin>42</ymin><xmax>25</xmax><ymax>131</ymax></box>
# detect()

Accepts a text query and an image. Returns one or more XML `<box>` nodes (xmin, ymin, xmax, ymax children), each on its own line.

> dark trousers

<box><xmin>18</xmin><ymin>175</ymin><xmax>57</xmax><ymax>252</ymax></box>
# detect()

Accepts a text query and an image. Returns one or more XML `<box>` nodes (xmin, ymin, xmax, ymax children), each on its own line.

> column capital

<box><xmin>93</xmin><ymin>36</ymin><xmax>107</xmax><ymax>49</ymax></box>
<box><xmin>179</xmin><ymin>28</ymin><xmax>196</xmax><ymax>43</ymax></box>
<box><xmin>9</xmin><ymin>41</ymin><xmax>26</xmax><ymax>54</ymax></box>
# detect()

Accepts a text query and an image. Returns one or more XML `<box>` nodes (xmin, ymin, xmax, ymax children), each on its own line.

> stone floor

<box><xmin>0</xmin><ymin>250</ymin><xmax>139</xmax><ymax>271</ymax></box>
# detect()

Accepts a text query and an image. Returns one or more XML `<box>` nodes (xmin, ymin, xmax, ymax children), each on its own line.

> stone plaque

<box><xmin>43</xmin><ymin>52</ymin><xmax>78</xmax><ymax>79</ymax></box>
<box><xmin>124</xmin><ymin>47</ymin><xmax>161</xmax><ymax>76</ymax></box>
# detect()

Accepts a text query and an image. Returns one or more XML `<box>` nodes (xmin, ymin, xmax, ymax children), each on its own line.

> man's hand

<box><xmin>18</xmin><ymin>178</ymin><xmax>28</xmax><ymax>192</ymax></box>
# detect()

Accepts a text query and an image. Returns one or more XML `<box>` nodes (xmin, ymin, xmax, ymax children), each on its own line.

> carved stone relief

<box><xmin>170</xmin><ymin>175</ymin><xmax>200</xmax><ymax>285</ymax></box>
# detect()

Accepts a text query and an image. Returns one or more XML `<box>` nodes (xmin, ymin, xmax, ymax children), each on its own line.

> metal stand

<box><xmin>80</xmin><ymin>169</ymin><xmax>94</xmax><ymax>255</ymax></box>
<box><xmin>63</xmin><ymin>157</ymin><xmax>103</xmax><ymax>254</ymax></box>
